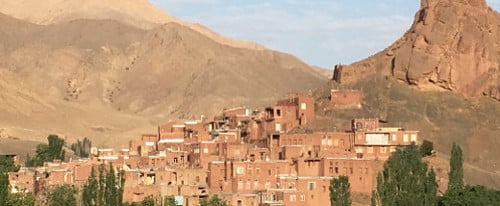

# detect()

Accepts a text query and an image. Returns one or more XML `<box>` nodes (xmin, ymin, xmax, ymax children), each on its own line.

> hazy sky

<box><xmin>151</xmin><ymin>0</ymin><xmax>500</xmax><ymax>68</ymax></box>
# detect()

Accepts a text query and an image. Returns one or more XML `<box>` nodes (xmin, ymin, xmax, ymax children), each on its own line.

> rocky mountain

<box><xmin>325</xmin><ymin>0</ymin><xmax>500</xmax><ymax>189</ymax></box>
<box><xmin>0</xmin><ymin>6</ymin><xmax>327</xmax><ymax>145</ymax></box>
<box><xmin>335</xmin><ymin>0</ymin><xmax>500</xmax><ymax>101</ymax></box>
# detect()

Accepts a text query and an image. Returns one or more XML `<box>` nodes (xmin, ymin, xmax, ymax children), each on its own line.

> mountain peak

<box><xmin>334</xmin><ymin>0</ymin><xmax>500</xmax><ymax>101</ymax></box>
<box><xmin>421</xmin><ymin>0</ymin><xmax>488</xmax><ymax>10</ymax></box>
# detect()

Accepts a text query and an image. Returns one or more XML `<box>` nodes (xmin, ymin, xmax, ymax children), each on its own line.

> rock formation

<box><xmin>334</xmin><ymin>0</ymin><xmax>500</xmax><ymax>101</ymax></box>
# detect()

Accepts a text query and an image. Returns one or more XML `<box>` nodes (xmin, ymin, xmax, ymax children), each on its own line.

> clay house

<box><xmin>329</xmin><ymin>89</ymin><xmax>363</xmax><ymax>109</ymax></box>
<box><xmin>351</xmin><ymin>118</ymin><xmax>419</xmax><ymax>160</ymax></box>
<box><xmin>8</xmin><ymin>168</ymin><xmax>37</xmax><ymax>194</ymax></box>
<box><xmin>272</xmin><ymin>93</ymin><xmax>315</xmax><ymax>133</ymax></box>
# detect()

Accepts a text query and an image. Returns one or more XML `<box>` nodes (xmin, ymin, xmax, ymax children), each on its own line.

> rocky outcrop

<box><xmin>335</xmin><ymin>0</ymin><xmax>500</xmax><ymax>101</ymax></box>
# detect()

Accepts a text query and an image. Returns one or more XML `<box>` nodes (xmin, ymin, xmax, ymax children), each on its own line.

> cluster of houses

<box><xmin>6</xmin><ymin>90</ymin><xmax>419</xmax><ymax>206</ymax></box>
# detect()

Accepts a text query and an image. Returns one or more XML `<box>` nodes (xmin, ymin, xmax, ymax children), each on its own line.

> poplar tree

<box><xmin>98</xmin><ymin>164</ymin><xmax>106</xmax><ymax>206</ymax></box>
<box><xmin>448</xmin><ymin>143</ymin><xmax>464</xmax><ymax>191</ymax></box>
<box><xmin>442</xmin><ymin>143</ymin><xmax>465</xmax><ymax>205</ymax></box>
<box><xmin>370</xmin><ymin>143</ymin><xmax>437</xmax><ymax>206</ymax></box>
<box><xmin>329</xmin><ymin>176</ymin><xmax>351</xmax><ymax>206</ymax></box>
<box><xmin>105</xmin><ymin>164</ymin><xmax>117</xmax><ymax>206</ymax></box>
<box><xmin>26</xmin><ymin>134</ymin><xmax>65</xmax><ymax>166</ymax></box>
<box><xmin>46</xmin><ymin>184</ymin><xmax>77</xmax><ymax>206</ymax></box>
<box><xmin>83</xmin><ymin>167</ymin><xmax>98</xmax><ymax>206</ymax></box>
<box><xmin>0</xmin><ymin>173</ymin><xmax>8</xmax><ymax>206</ymax></box>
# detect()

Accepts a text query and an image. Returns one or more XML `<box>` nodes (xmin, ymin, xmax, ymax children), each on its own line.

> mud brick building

<box><xmin>7</xmin><ymin>92</ymin><xmax>420</xmax><ymax>206</ymax></box>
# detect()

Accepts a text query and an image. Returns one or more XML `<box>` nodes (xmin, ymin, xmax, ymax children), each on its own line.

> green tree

<box><xmin>330</xmin><ymin>176</ymin><xmax>351</xmax><ymax>206</ymax></box>
<box><xmin>420</xmin><ymin>140</ymin><xmax>434</xmax><ymax>157</ymax></box>
<box><xmin>371</xmin><ymin>143</ymin><xmax>437</xmax><ymax>206</ymax></box>
<box><xmin>441</xmin><ymin>143</ymin><xmax>464</xmax><ymax>205</ymax></box>
<box><xmin>118</xmin><ymin>169</ymin><xmax>125</xmax><ymax>206</ymax></box>
<box><xmin>98</xmin><ymin>164</ymin><xmax>106</xmax><ymax>206</ymax></box>
<box><xmin>7</xmin><ymin>192</ymin><xmax>35</xmax><ymax>206</ymax></box>
<box><xmin>200</xmin><ymin>195</ymin><xmax>228</xmax><ymax>206</ymax></box>
<box><xmin>141</xmin><ymin>196</ymin><xmax>155</xmax><ymax>206</ymax></box>
<box><xmin>164</xmin><ymin>196</ymin><xmax>177</xmax><ymax>206</ymax></box>
<box><xmin>46</xmin><ymin>184</ymin><xmax>78</xmax><ymax>206</ymax></box>
<box><xmin>0</xmin><ymin>155</ymin><xmax>20</xmax><ymax>206</ymax></box>
<box><xmin>105</xmin><ymin>164</ymin><xmax>118</xmax><ymax>206</ymax></box>
<box><xmin>82</xmin><ymin>167</ymin><xmax>98</xmax><ymax>206</ymax></box>
<box><xmin>0</xmin><ymin>173</ymin><xmax>9</xmax><ymax>206</ymax></box>
<box><xmin>71</xmin><ymin>137</ymin><xmax>92</xmax><ymax>158</ymax></box>
<box><xmin>448</xmin><ymin>143</ymin><xmax>464</xmax><ymax>191</ymax></box>
<box><xmin>26</xmin><ymin>134</ymin><xmax>66</xmax><ymax>166</ymax></box>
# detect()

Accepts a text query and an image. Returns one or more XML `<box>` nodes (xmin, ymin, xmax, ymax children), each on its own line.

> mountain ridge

<box><xmin>0</xmin><ymin>11</ymin><xmax>327</xmax><ymax>145</ymax></box>
<box><xmin>0</xmin><ymin>0</ymin><xmax>266</xmax><ymax>50</ymax></box>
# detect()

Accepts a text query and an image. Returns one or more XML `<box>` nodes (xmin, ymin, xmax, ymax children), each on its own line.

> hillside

<box><xmin>322</xmin><ymin>0</ymin><xmax>500</xmax><ymax>189</ymax></box>
<box><xmin>0</xmin><ymin>0</ymin><xmax>264</xmax><ymax>50</ymax></box>
<box><xmin>334</xmin><ymin>0</ymin><xmax>500</xmax><ymax>101</ymax></box>
<box><xmin>315</xmin><ymin>76</ymin><xmax>500</xmax><ymax>189</ymax></box>
<box><xmin>0</xmin><ymin>13</ymin><xmax>327</xmax><ymax>146</ymax></box>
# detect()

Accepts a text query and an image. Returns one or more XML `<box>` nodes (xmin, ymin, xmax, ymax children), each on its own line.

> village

<box><xmin>6</xmin><ymin>90</ymin><xmax>419</xmax><ymax>206</ymax></box>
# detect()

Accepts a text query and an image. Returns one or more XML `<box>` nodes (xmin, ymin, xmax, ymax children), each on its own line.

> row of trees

<box><xmin>40</xmin><ymin>163</ymin><xmax>125</xmax><ymax>206</ymax></box>
<box><xmin>26</xmin><ymin>135</ymin><xmax>92</xmax><ymax>167</ymax></box>
<box><xmin>328</xmin><ymin>141</ymin><xmax>500</xmax><ymax>206</ymax></box>
<box><xmin>122</xmin><ymin>195</ymin><xmax>229</xmax><ymax>206</ymax></box>
<box><xmin>26</xmin><ymin>134</ymin><xmax>66</xmax><ymax>167</ymax></box>
<box><xmin>71</xmin><ymin>137</ymin><xmax>92</xmax><ymax>158</ymax></box>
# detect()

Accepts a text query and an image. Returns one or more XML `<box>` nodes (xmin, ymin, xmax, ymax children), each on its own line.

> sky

<box><xmin>151</xmin><ymin>0</ymin><xmax>500</xmax><ymax>69</ymax></box>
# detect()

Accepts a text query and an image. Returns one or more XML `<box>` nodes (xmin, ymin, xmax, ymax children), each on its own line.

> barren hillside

<box><xmin>0</xmin><ymin>13</ymin><xmax>327</xmax><ymax>146</ymax></box>
<box><xmin>0</xmin><ymin>0</ymin><xmax>265</xmax><ymax>50</ymax></box>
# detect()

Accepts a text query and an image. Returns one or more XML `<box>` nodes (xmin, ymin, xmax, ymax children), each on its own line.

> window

<box><xmin>290</xmin><ymin>195</ymin><xmax>297</xmax><ymax>202</ymax></box>
<box><xmin>308</xmin><ymin>182</ymin><xmax>316</xmax><ymax>190</ymax></box>
<box><xmin>236</xmin><ymin>167</ymin><xmax>244</xmax><ymax>174</ymax></box>
<box><xmin>265</xmin><ymin>181</ymin><xmax>271</xmax><ymax>189</ymax></box>
<box><xmin>238</xmin><ymin>180</ymin><xmax>243</xmax><ymax>189</ymax></box>
<box><xmin>392</xmin><ymin>134</ymin><xmax>397</xmax><ymax>141</ymax></box>
<box><xmin>246</xmin><ymin>181</ymin><xmax>251</xmax><ymax>189</ymax></box>
<box><xmin>390</xmin><ymin>146</ymin><xmax>396</xmax><ymax>153</ymax></box>
<box><xmin>300</xmin><ymin>195</ymin><xmax>305</xmax><ymax>201</ymax></box>
<box><xmin>254</xmin><ymin>180</ymin><xmax>259</xmax><ymax>189</ymax></box>
<box><xmin>203</xmin><ymin>148</ymin><xmax>209</xmax><ymax>154</ymax></box>
<box><xmin>275</xmin><ymin>123</ymin><xmax>281</xmax><ymax>132</ymax></box>
<box><xmin>329</xmin><ymin>167</ymin><xmax>334</xmax><ymax>174</ymax></box>
<box><xmin>403</xmin><ymin>134</ymin><xmax>409</xmax><ymax>142</ymax></box>
<box><xmin>335</xmin><ymin>167</ymin><xmax>339</xmax><ymax>174</ymax></box>
<box><xmin>276</xmin><ymin>109</ymin><xmax>281</xmax><ymax>117</ymax></box>
<box><xmin>301</xmin><ymin>103</ymin><xmax>307</xmax><ymax>110</ymax></box>
<box><xmin>350</xmin><ymin>167</ymin><xmax>353</xmax><ymax>174</ymax></box>
<box><xmin>380</xmin><ymin>146</ymin><xmax>387</xmax><ymax>154</ymax></box>
<box><xmin>367</xmin><ymin>146</ymin><xmax>373</xmax><ymax>154</ymax></box>
<box><xmin>411</xmin><ymin>134</ymin><xmax>417</xmax><ymax>142</ymax></box>
<box><xmin>237</xmin><ymin>200</ymin><xmax>242</xmax><ymax>206</ymax></box>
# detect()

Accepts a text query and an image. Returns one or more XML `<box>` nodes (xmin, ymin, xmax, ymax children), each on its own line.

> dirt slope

<box><xmin>0</xmin><ymin>0</ymin><xmax>265</xmax><ymax>50</ymax></box>
<box><xmin>335</xmin><ymin>0</ymin><xmax>500</xmax><ymax>101</ymax></box>
<box><xmin>0</xmin><ymin>13</ymin><xmax>326</xmax><ymax>146</ymax></box>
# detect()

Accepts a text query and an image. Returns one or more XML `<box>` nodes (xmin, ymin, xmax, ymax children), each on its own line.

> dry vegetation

<box><xmin>0</xmin><ymin>9</ymin><xmax>327</xmax><ymax>148</ymax></box>
<box><xmin>313</xmin><ymin>74</ymin><xmax>500</xmax><ymax>189</ymax></box>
